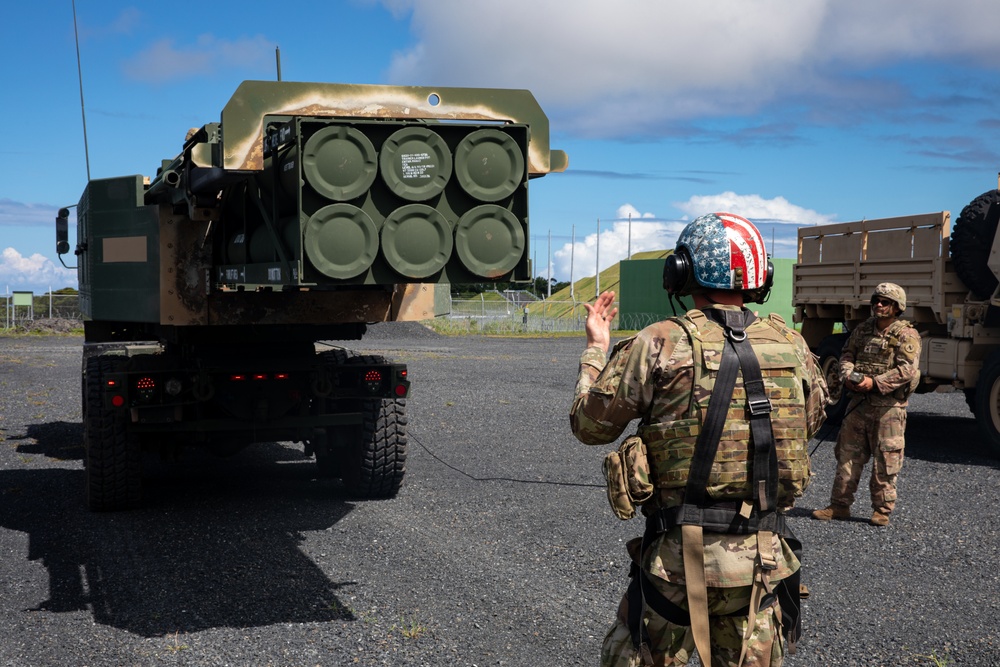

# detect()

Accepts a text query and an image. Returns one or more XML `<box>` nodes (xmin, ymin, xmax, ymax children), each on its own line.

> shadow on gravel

<box><xmin>0</xmin><ymin>452</ymin><xmax>363</xmax><ymax>637</ymax></box>
<box><xmin>904</xmin><ymin>412</ymin><xmax>999</xmax><ymax>467</ymax></box>
<box><xmin>12</xmin><ymin>421</ymin><xmax>84</xmax><ymax>461</ymax></box>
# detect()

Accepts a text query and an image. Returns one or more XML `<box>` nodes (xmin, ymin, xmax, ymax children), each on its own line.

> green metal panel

<box><xmin>12</xmin><ymin>291</ymin><xmax>33</xmax><ymax>307</ymax></box>
<box><xmin>212</xmin><ymin>117</ymin><xmax>532</xmax><ymax>287</ymax></box>
<box><xmin>618</xmin><ymin>257</ymin><xmax>796</xmax><ymax>327</ymax></box>
<box><xmin>619</xmin><ymin>259</ymin><xmax>693</xmax><ymax>326</ymax></box>
<box><xmin>759</xmin><ymin>259</ymin><xmax>796</xmax><ymax>325</ymax></box>
<box><xmin>78</xmin><ymin>176</ymin><xmax>160</xmax><ymax>323</ymax></box>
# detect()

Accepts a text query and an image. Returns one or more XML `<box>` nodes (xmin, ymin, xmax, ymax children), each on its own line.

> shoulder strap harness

<box><xmin>629</xmin><ymin>308</ymin><xmax>803</xmax><ymax>666</ymax></box>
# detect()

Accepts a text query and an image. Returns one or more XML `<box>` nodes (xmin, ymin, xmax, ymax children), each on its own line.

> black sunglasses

<box><xmin>871</xmin><ymin>297</ymin><xmax>895</xmax><ymax>307</ymax></box>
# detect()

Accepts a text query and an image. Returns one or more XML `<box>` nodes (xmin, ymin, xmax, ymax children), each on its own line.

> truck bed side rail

<box><xmin>794</xmin><ymin>212</ymin><xmax>964</xmax><ymax>326</ymax></box>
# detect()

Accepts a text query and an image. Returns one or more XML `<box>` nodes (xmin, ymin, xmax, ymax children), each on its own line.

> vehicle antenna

<box><xmin>71</xmin><ymin>0</ymin><xmax>91</xmax><ymax>182</ymax></box>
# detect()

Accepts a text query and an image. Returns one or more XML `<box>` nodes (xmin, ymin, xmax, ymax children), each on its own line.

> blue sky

<box><xmin>4</xmin><ymin>0</ymin><xmax>1000</xmax><ymax>294</ymax></box>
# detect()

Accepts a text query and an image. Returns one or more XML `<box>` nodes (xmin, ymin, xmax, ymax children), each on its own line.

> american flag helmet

<box><xmin>674</xmin><ymin>212</ymin><xmax>770</xmax><ymax>292</ymax></box>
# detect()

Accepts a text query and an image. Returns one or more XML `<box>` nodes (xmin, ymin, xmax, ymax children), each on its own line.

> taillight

<box><xmin>135</xmin><ymin>376</ymin><xmax>156</xmax><ymax>402</ymax></box>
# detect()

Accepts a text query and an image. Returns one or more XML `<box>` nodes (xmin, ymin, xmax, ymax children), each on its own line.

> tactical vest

<box><xmin>627</xmin><ymin>307</ymin><xmax>809</xmax><ymax>659</ymax></box>
<box><xmin>850</xmin><ymin>318</ymin><xmax>917</xmax><ymax>404</ymax></box>
<box><xmin>637</xmin><ymin>308</ymin><xmax>810</xmax><ymax>506</ymax></box>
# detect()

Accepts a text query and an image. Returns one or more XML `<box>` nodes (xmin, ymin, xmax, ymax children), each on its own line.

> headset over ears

<box><xmin>662</xmin><ymin>212</ymin><xmax>774</xmax><ymax>304</ymax></box>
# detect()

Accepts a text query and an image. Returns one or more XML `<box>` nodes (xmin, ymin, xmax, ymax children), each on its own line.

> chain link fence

<box><xmin>0</xmin><ymin>288</ymin><xmax>666</xmax><ymax>335</ymax></box>
<box><xmin>1</xmin><ymin>291</ymin><xmax>82</xmax><ymax>331</ymax></box>
<box><xmin>439</xmin><ymin>291</ymin><xmax>664</xmax><ymax>334</ymax></box>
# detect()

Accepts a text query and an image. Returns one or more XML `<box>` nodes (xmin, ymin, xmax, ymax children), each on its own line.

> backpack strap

<box><xmin>679</xmin><ymin>307</ymin><xmax>781</xmax><ymax>667</ymax></box>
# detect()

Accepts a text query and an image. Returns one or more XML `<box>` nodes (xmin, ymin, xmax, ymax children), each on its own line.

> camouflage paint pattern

<box><xmin>830</xmin><ymin>315</ymin><xmax>920</xmax><ymax>514</ymax></box>
<box><xmin>570</xmin><ymin>305</ymin><xmax>828</xmax><ymax>666</ymax></box>
<box><xmin>601</xmin><ymin>574</ymin><xmax>782</xmax><ymax>667</ymax></box>
<box><xmin>639</xmin><ymin>310</ymin><xmax>814</xmax><ymax>504</ymax></box>
<box><xmin>839</xmin><ymin>317</ymin><xmax>921</xmax><ymax>407</ymax></box>
<box><xmin>830</xmin><ymin>404</ymin><xmax>908</xmax><ymax>513</ymax></box>
<box><xmin>572</xmin><ymin>307</ymin><xmax>828</xmax><ymax>509</ymax></box>
<box><xmin>871</xmin><ymin>281</ymin><xmax>907</xmax><ymax>311</ymax></box>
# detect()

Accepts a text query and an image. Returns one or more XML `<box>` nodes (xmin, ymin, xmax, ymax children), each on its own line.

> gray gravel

<box><xmin>0</xmin><ymin>328</ymin><xmax>997</xmax><ymax>666</ymax></box>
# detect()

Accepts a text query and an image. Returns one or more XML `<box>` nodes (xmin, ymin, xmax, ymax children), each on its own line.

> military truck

<box><xmin>792</xmin><ymin>182</ymin><xmax>1000</xmax><ymax>457</ymax></box>
<box><xmin>56</xmin><ymin>80</ymin><xmax>567</xmax><ymax>510</ymax></box>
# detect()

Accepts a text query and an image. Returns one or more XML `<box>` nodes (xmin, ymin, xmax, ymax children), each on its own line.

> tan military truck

<box><xmin>792</xmin><ymin>183</ymin><xmax>1000</xmax><ymax>457</ymax></box>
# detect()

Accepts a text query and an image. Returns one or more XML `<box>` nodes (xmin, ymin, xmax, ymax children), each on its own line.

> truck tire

<box><xmin>818</xmin><ymin>333</ymin><xmax>850</xmax><ymax>424</ymax></box>
<box><xmin>973</xmin><ymin>349</ymin><xmax>1000</xmax><ymax>458</ymax></box>
<box><xmin>343</xmin><ymin>394</ymin><xmax>408</xmax><ymax>498</ymax></box>
<box><xmin>83</xmin><ymin>355</ymin><xmax>142</xmax><ymax>511</ymax></box>
<box><xmin>319</xmin><ymin>354</ymin><xmax>408</xmax><ymax>497</ymax></box>
<box><xmin>951</xmin><ymin>189</ymin><xmax>1000</xmax><ymax>300</ymax></box>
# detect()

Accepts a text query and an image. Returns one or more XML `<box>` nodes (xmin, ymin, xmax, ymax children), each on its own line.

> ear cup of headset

<box><xmin>662</xmin><ymin>250</ymin><xmax>692</xmax><ymax>294</ymax></box>
<box><xmin>746</xmin><ymin>259</ymin><xmax>775</xmax><ymax>303</ymax></box>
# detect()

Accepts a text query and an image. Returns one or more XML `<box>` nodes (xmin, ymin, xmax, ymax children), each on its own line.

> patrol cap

<box><xmin>871</xmin><ymin>282</ymin><xmax>906</xmax><ymax>311</ymax></box>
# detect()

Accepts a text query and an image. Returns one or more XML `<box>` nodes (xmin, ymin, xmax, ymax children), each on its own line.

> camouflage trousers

<box><xmin>830</xmin><ymin>402</ymin><xmax>907</xmax><ymax>514</ymax></box>
<box><xmin>600</xmin><ymin>576</ymin><xmax>783</xmax><ymax>667</ymax></box>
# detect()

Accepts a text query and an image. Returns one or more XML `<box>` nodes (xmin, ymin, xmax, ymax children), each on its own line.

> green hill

<box><xmin>539</xmin><ymin>250</ymin><xmax>670</xmax><ymax>317</ymax></box>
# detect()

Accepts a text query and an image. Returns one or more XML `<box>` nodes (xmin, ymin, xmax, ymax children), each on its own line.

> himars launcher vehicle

<box><xmin>57</xmin><ymin>80</ymin><xmax>567</xmax><ymax>511</ymax></box>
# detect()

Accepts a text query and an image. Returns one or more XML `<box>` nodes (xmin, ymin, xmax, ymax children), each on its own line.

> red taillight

<box><xmin>230</xmin><ymin>374</ymin><xmax>247</xmax><ymax>381</ymax></box>
<box><xmin>274</xmin><ymin>372</ymin><xmax>289</xmax><ymax>380</ymax></box>
<box><xmin>252</xmin><ymin>373</ymin><xmax>268</xmax><ymax>381</ymax></box>
<box><xmin>365</xmin><ymin>370</ymin><xmax>382</xmax><ymax>382</ymax></box>
<box><xmin>111</xmin><ymin>395</ymin><xmax>125</xmax><ymax>407</ymax></box>
<box><xmin>106</xmin><ymin>379</ymin><xmax>117</xmax><ymax>388</ymax></box>
<box><xmin>394</xmin><ymin>384</ymin><xmax>407</xmax><ymax>397</ymax></box>
<box><xmin>136</xmin><ymin>377</ymin><xmax>155</xmax><ymax>390</ymax></box>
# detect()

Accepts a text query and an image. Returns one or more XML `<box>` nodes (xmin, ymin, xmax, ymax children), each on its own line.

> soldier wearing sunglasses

<box><xmin>813</xmin><ymin>282</ymin><xmax>921</xmax><ymax>526</ymax></box>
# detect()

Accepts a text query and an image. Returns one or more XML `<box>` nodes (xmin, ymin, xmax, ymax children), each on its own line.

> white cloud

<box><xmin>381</xmin><ymin>0</ymin><xmax>1000</xmax><ymax>137</ymax></box>
<box><xmin>674</xmin><ymin>192</ymin><xmax>836</xmax><ymax>226</ymax></box>
<box><xmin>549</xmin><ymin>217</ymin><xmax>687</xmax><ymax>284</ymax></box>
<box><xmin>0</xmin><ymin>248</ymin><xmax>77</xmax><ymax>294</ymax></box>
<box><xmin>545</xmin><ymin>192</ymin><xmax>835</xmax><ymax>281</ymax></box>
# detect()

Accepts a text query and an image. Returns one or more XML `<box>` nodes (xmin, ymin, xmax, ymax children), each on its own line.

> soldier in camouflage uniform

<box><xmin>812</xmin><ymin>282</ymin><xmax>921</xmax><ymax>527</ymax></box>
<box><xmin>571</xmin><ymin>213</ymin><xmax>828</xmax><ymax>667</ymax></box>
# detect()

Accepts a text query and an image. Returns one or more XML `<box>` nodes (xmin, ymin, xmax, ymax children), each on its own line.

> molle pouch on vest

<box><xmin>621</xmin><ymin>436</ymin><xmax>654</xmax><ymax>505</ymax></box>
<box><xmin>602</xmin><ymin>436</ymin><xmax>654</xmax><ymax>520</ymax></box>
<box><xmin>603</xmin><ymin>448</ymin><xmax>635</xmax><ymax>520</ymax></box>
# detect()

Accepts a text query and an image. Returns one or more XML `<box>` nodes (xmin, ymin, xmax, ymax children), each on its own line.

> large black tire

<box><xmin>817</xmin><ymin>333</ymin><xmax>850</xmax><ymax>425</ymax></box>
<box><xmin>84</xmin><ymin>355</ymin><xmax>142</xmax><ymax>511</ymax></box>
<box><xmin>343</xmin><ymin>395</ymin><xmax>408</xmax><ymax>498</ymax></box>
<box><xmin>338</xmin><ymin>355</ymin><xmax>408</xmax><ymax>498</ymax></box>
<box><xmin>951</xmin><ymin>189</ymin><xmax>1000</xmax><ymax>300</ymax></box>
<box><xmin>973</xmin><ymin>349</ymin><xmax>1000</xmax><ymax>458</ymax></box>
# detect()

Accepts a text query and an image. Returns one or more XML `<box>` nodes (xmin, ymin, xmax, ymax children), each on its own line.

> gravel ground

<box><xmin>0</xmin><ymin>327</ymin><xmax>997</xmax><ymax>666</ymax></box>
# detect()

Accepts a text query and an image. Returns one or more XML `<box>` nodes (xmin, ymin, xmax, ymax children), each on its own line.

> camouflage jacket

<box><xmin>570</xmin><ymin>305</ymin><xmax>829</xmax><ymax>587</ymax></box>
<box><xmin>839</xmin><ymin>317</ymin><xmax>921</xmax><ymax>407</ymax></box>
